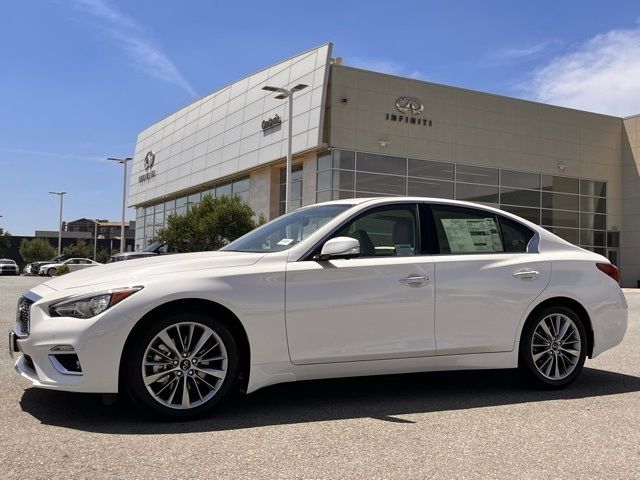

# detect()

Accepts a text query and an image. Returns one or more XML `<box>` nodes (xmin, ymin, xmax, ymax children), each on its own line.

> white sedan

<box><xmin>38</xmin><ymin>258</ymin><xmax>101</xmax><ymax>276</ymax></box>
<box><xmin>10</xmin><ymin>197</ymin><xmax>628</xmax><ymax>419</ymax></box>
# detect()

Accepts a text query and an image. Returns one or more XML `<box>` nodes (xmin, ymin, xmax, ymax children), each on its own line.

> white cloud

<box><xmin>69</xmin><ymin>0</ymin><xmax>196</xmax><ymax>97</ymax></box>
<box><xmin>523</xmin><ymin>26</ymin><xmax>640</xmax><ymax>116</ymax></box>
<box><xmin>348</xmin><ymin>57</ymin><xmax>428</xmax><ymax>81</ymax></box>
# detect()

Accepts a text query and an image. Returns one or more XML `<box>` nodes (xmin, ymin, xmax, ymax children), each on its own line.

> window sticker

<box><xmin>277</xmin><ymin>238</ymin><xmax>294</xmax><ymax>246</ymax></box>
<box><xmin>440</xmin><ymin>218</ymin><xmax>503</xmax><ymax>253</ymax></box>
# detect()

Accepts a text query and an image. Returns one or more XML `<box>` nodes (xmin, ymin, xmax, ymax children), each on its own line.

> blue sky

<box><xmin>2</xmin><ymin>0</ymin><xmax>640</xmax><ymax>235</ymax></box>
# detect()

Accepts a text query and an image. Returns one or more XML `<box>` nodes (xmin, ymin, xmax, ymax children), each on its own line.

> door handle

<box><xmin>399</xmin><ymin>275</ymin><xmax>430</xmax><ymax>286</ymax></box>
<box><xmin>512</xmin><ymin>269</ymin><xmax>540</xmax><ymax>280</ymax></box>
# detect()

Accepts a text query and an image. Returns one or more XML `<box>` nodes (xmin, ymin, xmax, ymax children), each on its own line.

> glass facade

<box><xmin>135</xmin><ymin>176</ymin><xmax>250</xmax><ymax>249</ymax></box>
<box><xmin>317</xmin><ymin>150</ymin><xmax>608</xmax><ymax>255</ymax></box>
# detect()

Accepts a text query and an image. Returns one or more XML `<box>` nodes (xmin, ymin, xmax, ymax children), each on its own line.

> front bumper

<box><xmin>9</xmin><ymin>291</ymin><xmax>135</xmax><ymax>394</ymax></box>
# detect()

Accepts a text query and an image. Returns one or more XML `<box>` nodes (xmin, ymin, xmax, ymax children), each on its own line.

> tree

<box><xmin>63</xmin><ymin>239</ymin><xmax>91</xmax><ymax>258</ymax></box>
<box><xmin>0</xmin><ymin>228</ymin><xmax>10</xmax><ymax>257</ymax></box>
<box><xmin>157</xmin><ymin>194</ymin><xmax>258</xmax><ymax>252</ymax></box>
<box><xmin>20</xmin><ymin>238</ymin><xmax>56</xmax><ymax>263</ymax></box>
<box><xmin>95</xmin><ymin>247</ymin><xmax>116</xmax><ymax>264</ymax></box>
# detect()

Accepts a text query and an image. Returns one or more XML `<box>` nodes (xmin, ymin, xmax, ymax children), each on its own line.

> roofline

<box><xmin>138</xmin><ymin>42</ymin><xmax>333</xmax><ymax>135</ymax></box>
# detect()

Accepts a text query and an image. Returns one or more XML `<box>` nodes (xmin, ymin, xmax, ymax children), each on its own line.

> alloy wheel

<box><xmin>530</xmin><ymin>313</ymin><xmax>581</xmax><ymax>381</ymax></box>
<box><xmin>141</xmin><ymin>321</ymin><xmax>228</xmax><ymax>410</ymax></box>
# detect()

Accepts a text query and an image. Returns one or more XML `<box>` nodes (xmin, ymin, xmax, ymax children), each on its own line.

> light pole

<box><xmin>48</xmin><ymin>192</ymin><xmax>66</xmax><ymax>256</ymax></box>
<box><xmin>93</xmin><ymin>219</ymin><xmax>99</xmax><ymax>260</ymax></box>
<box><xmin>262</xmin><ymin>83</ymin><xmax>307</xmax><ymax>213</ymax></box>
<box><xmin>107</xmin><ymin>156</ymin><xmax>132</xmax><ymax>253</ymax></box>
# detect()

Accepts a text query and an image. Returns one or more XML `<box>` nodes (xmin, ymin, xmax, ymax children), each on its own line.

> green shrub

<box><xmin>56</xmin><ymin>265</ymin><xmax>70</xmax><ymax>276</ymax></box>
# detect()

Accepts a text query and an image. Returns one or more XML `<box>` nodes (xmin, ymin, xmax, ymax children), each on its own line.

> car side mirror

<box><xmin>315</xmin><ymin>237</ymin><xmax>360</xmax><ymax>261</ymax></box>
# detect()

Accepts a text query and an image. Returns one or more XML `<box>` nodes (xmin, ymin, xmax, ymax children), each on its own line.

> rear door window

<box><xmin>431</xmin><ymin>205</ymin><xmax>504</xmax><ymax>254</ymax></box>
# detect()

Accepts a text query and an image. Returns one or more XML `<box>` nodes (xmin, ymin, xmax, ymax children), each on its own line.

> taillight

<box><xmin>596</xmin><ymin>263</ymin><xmax>620</xmax><ymax>284</ymax></box>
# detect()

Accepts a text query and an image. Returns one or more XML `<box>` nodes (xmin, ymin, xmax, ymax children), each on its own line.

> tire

<box><xmin>123</xmin><ymin>309</ymin><xmax>240</xmax><ymax>420</ymax></box>
<box><xmin>47</xmin><ymin>268</ymin><xmax>57</xmax><ymax>277</ymax></box>
<box><xmin>519</xmin><ymin>305</ymin><xmax>587</xmax><ymax>388</ymax></box>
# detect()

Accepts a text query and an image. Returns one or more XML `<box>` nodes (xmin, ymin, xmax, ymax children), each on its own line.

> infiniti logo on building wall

<box><xmin>395</xmin><ymin>97</ymin><xmax>424</xmax><ymax>116</ymax></box>
<box><xmin>139</xmin><ymin>151</ymin><xmax>157</xmax><ymax>183</ymax></box>
<box><xmin>144</xmin><ymin>151</ymin><xmax>155</xmax><ymax>170</ymax></box>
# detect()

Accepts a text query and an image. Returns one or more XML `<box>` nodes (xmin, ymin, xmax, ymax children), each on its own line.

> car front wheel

<box><xmin>47</xmin><ymin>268</ymin><xmax>57</xmax><ymax>276</ymax></box>
<box><xmin>519</xmin><ymin>306</ymin><xmax>587</xmax><ymax>388</ymax></box>
<box><xmin>123</xmin><ymin>310</ymin><xmax>240</xmax><ymax>419</ymax></box>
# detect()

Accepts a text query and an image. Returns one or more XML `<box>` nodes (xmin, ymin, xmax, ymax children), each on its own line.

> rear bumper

<box><xmin>590</xmin><ymin>285</ymin><xmax>628</xmax><ymax>357</ymax></box>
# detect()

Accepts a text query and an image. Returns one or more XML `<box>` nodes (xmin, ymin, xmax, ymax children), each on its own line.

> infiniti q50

<box><xmin>9</xmin><ymin>197</ymin><xmax>627</xmax><ymax>419</ymax></box>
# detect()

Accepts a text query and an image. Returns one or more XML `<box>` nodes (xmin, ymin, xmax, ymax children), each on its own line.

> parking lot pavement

<box><xmin>1</xmin><ymin>275</ymin><xmax>640</xmax><ymax>479</ymax></box>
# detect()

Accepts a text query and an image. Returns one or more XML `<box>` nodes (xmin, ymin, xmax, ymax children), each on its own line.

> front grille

<box><xmin>16</xmin><ymin>296</ymin><xmax>33</xmax><ymax>335</ymax></box>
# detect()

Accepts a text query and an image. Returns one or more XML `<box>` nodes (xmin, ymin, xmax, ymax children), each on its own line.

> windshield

<box><xmin>223</xmin><ymin>204</ymin><xmax>353</xmax><ymax>253</ymax></box>
<box><xmin>143</xmin><ymin>241</ymin><xmax>166</xmax><ymax>253</ymax></box>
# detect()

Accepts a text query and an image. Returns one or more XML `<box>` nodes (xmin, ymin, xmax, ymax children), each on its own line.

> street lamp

<box><xmin>107</xmin><ymin>156</ymin><xmax>132</xmax><ymax>253</ymax></box>
<box><xmin>48</xmin><ymin>191</ymin><xmax>66</xmax><ymax>256</ymax></box>
<box><xmin>262</xmin><ymin>83</ymin><xmax>308</xmax><ymax>213</ymax></box>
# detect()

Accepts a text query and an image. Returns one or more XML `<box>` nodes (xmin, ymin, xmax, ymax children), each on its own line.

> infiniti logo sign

<box><xmin>395</xmin><ymin>97</ymin><xmax>424</xmax><ymax>116</ymax></box>
<box><xmin>144</xmin><ymin>151</ymin><xmax>155</xmax><ymax>171</ymax></box>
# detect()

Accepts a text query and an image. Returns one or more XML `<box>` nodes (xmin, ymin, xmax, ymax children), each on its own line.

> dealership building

<box><xmin>128</xmin><ymin>43</ymin><xmax>640</xmax><ymax>286</ymax></box>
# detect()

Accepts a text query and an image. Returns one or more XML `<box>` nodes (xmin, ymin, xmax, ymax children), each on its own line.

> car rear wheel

<box><xmin>47</xmin><ymin>268</ymin><xmax>57</xmax><ymax>276</ymax></box>
<box><xmin>123</xmin><ymin>310</ymin><xmax>240</xmax><ymax>419</ymax></box>
<box><xmin>519</xmin><ymin>306</ymin><xmax>587</xmax><ymax>388</ymax></box>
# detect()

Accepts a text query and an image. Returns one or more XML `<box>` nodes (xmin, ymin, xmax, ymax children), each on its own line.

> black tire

<box><xmin>123</xmin><ymin>309</ymin><xmax>240</xmax><ymax>420</ymax></box>
<box><xmin>519</xmin><ymin>305</ymin><xmax>587</xmax><ymax>388</ymax></box>
<box><xmin>47</xmin><ymin>268</ymin><xmax>57</xmax><ymax>277</ymax></box>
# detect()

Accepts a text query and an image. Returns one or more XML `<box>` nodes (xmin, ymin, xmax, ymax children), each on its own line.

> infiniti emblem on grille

<box><xmin>395</xmin><ymin>97</ymin><xmax>424</xmax><ymax>116</ymax></box>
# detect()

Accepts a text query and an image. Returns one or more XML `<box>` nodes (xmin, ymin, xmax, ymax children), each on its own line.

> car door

<box><xmin>427</xmin><ymin>203</ymin><xmax>551</xmax><ymax>355</ymax></box>
<box><xmin>66</xmin><ymin>259</ymin><xmax>79</xmax><ymax>272</ymax></box>
<box><xmin>285</xmin><ymin>203</ymin><xmax>436</xmax><ymax>365</ymax></box>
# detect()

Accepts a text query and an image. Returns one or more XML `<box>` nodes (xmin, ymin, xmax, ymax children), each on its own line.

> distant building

<box><xmin>62</xmin><ymin>219</ymin><xmax>136</xmax><ymax>239</ymax></box>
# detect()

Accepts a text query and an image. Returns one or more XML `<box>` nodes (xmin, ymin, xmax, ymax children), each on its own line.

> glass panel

<box><xmin>407</xmin><ymin>178</ymin><xmax>453</xmax><ymax>198</ymax></box>
<box><xmin>154</xmin><ymin>212</ymin><xmax>164</xmax><ymax>227</ymax></box>
<box><xmin>332</xmin><ymin>190</ymin><xmax>355</xmax><ymax>200</ymax></box>
<box><xmin>333</xmin><ymin>170</ymin><xmax>354</xmax><ymax>190</ymax></box>
<box><xmin>356</xmin><ymin>172</ymin><xmax>406</xmax><ymax>195</ymax></box>
<box><xmin>175</xmin><ymin>196</ymin><xmax>188</xmax><ymax>209</ymax></box>
<box><xmin>332</xmin><ymin>150</ymin><xmax>355</xmax><ymax>170</ymax></box>
<box><xmin>544</xmin><ymin>226</ymin><xmax>578</xmax><ymax>244</ymax></box>
<box><xmin>580</xmin><ymin>230</ymin><xmax>606</xmax><ymax>246</ymax></box>
<box><xmin>580</xmin><ymin>213</ymin><xmax>606</xmax><ymax>230</ymax></box>
<box><xmin>542</xmin><ymin>192</ymin><xmax>579</xmax><ymax>211</ymax></box>
<box><xmin>154</xmin><ymin>202</ymin><xmax>165</xmax><ymax>213</ymax></box>
<box><xmin>316</xmin><ymin>170</ymin><xmax>332</xmax><ymax>191</ymax></box>
<box><xmin>431</xmin><ymin>204</ymin><xmax>503</xmax><ymax>254</ymax></box>
<box><xmin>164</xmin><ymin>199</ymin><xmax>176</xmax><ymax>211</ymax></box>
<box><xmin>317</xmin><ymin>151</ymin><xmax>331</xmax><ymax>171</ymax></box>
<box><xmin>580</xmin><ymin>179</ymin><xmax>606</xmax><ymax>197</ymax></box>
<box><xmin>501</xmin><ymin>170</ymin><xmax>540</xmax><ymax>189</ymax></box>
<box><xmin>316</xmin><ymin>191</ymin><xmax>331</xmax><ymax>203</ymax></box>
<box><xmin>607</xmin><ymin>250</ymin><xmax>618</xmax><ymax>265</ymax></box>
<box><xmin>232</xmin><ymin>177</ymin><xmax>250</xmax><ymax>194</ymax></box>
<box><xmin>500</xmin><ymin>206</ymin><xmax>540</xmax><ymax>224</ymax></box>
<box><xmin>500</xmin><ymin>187</ymin><xmax>540</xmax><ymax>207</ymax></box>
<box><xmin>216</xmin><ymin>183</ymin><xmax>232</xmax><ymax>197</ymax></box>
<box><xmin>456</xmin><ymin>164</ymin><xmax>498</xmax><ymax>185</ymax></box>
<box><xmin>335</xmin><ymin>206</ymin><xmax>417</xmax><ymax>257</ymax></box>
<box><xmin>136</xmin><ymin>208</ymin><xmax>144</xmax><ymax>220</ymax></box>
<box><xmin>541</xmin><ymin>209</ymin><xmax>579</xmax><ymax>228</ymax></box>
<box><xmin>541</xmin><ymin>175</ymin><xmax>579</xmax><ymax>194</ymax></box>
<box><xmin>290</xmin><ymin>180</ymin><xmax>302</xmax><ymax>199</ymax></box>
<box><xmin>455</xmin><ymin>183</ymin><xmax>499</xmax><ymax>203</ymax></box>
<box><xmin>407</xmin><ymin>159</ymin><xmax>454</xmax><ymax>180</ymax></box>
<box><xmin>188</xmin><ymin>192</ymin><xmax>201</xmax><ymax>204</ymax></box>
<box><xmin>236</xmin><ymin>190</ymin><xmax>249</xmax><ymax>202</ymax></box>
<box><xmin>291</xmin><ymin>164</ymin><xmax>303</xmax><ymax>181</ymax></box>
<box><xmin>594</xmin><ymin>247</ymin><xmax>607</xmax><ymax>256</ymax></box>
<box><xmin>580</xmin><ymin>196</ymin><xmax>606</xmax><ymax>214</ymax></box>
<box><xmin>356</xmin><ymin>152</ymin><xmax>406</xmax><ymax>176</ymax></box>
<box><xmin>607</xmin><ymin>231</ymin><xmax>619</xmax><ymax>248</ymax></box>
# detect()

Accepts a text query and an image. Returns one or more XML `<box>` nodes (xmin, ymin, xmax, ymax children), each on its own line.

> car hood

<box><xmin>42</xmin><ymin>250</ymin><xmax>265</xmax><ymax>291</ymax></box>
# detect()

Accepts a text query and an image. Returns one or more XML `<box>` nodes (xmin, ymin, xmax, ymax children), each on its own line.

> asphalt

<box><xmin>1</xmin><ymin>275</ymin><xmax>639</xmax><ymax>479</ymax></box>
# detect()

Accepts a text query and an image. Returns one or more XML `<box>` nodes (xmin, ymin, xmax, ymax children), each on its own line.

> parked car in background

<box><xmin>9</xmin><ymin>197</ymin><xmax>627</xmax><ymax>419</ymax></box>
<box><xmin>38</xmin><ymin>258</ymin><xmax>101</xmax><ymax>276</ymax></box>
<box><xmin>24</xmin><ymin>254</ymin><xmax>74</xmax><ymax>275</ymax></box>
<box><xmin>0</xmin><ymin>259</ymin><xmax>19</xmax><ymax>276</ymax></box>
<box><xmin>109</xmin><ymin>241</ymin><xmax>168</xmax><ymax>262</ymax></box>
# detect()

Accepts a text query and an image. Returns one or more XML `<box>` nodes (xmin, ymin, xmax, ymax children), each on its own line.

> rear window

<box><xmin>431</xmin><ymin>205</ymin><xmax>534</xmax><ymax>254</ymax></box>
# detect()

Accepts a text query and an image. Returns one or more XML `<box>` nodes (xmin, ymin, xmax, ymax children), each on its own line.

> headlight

<box><xmin>49</xmin><ymin>287</ymin><xmax>143</xmax><ymax>319</ymax></box>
